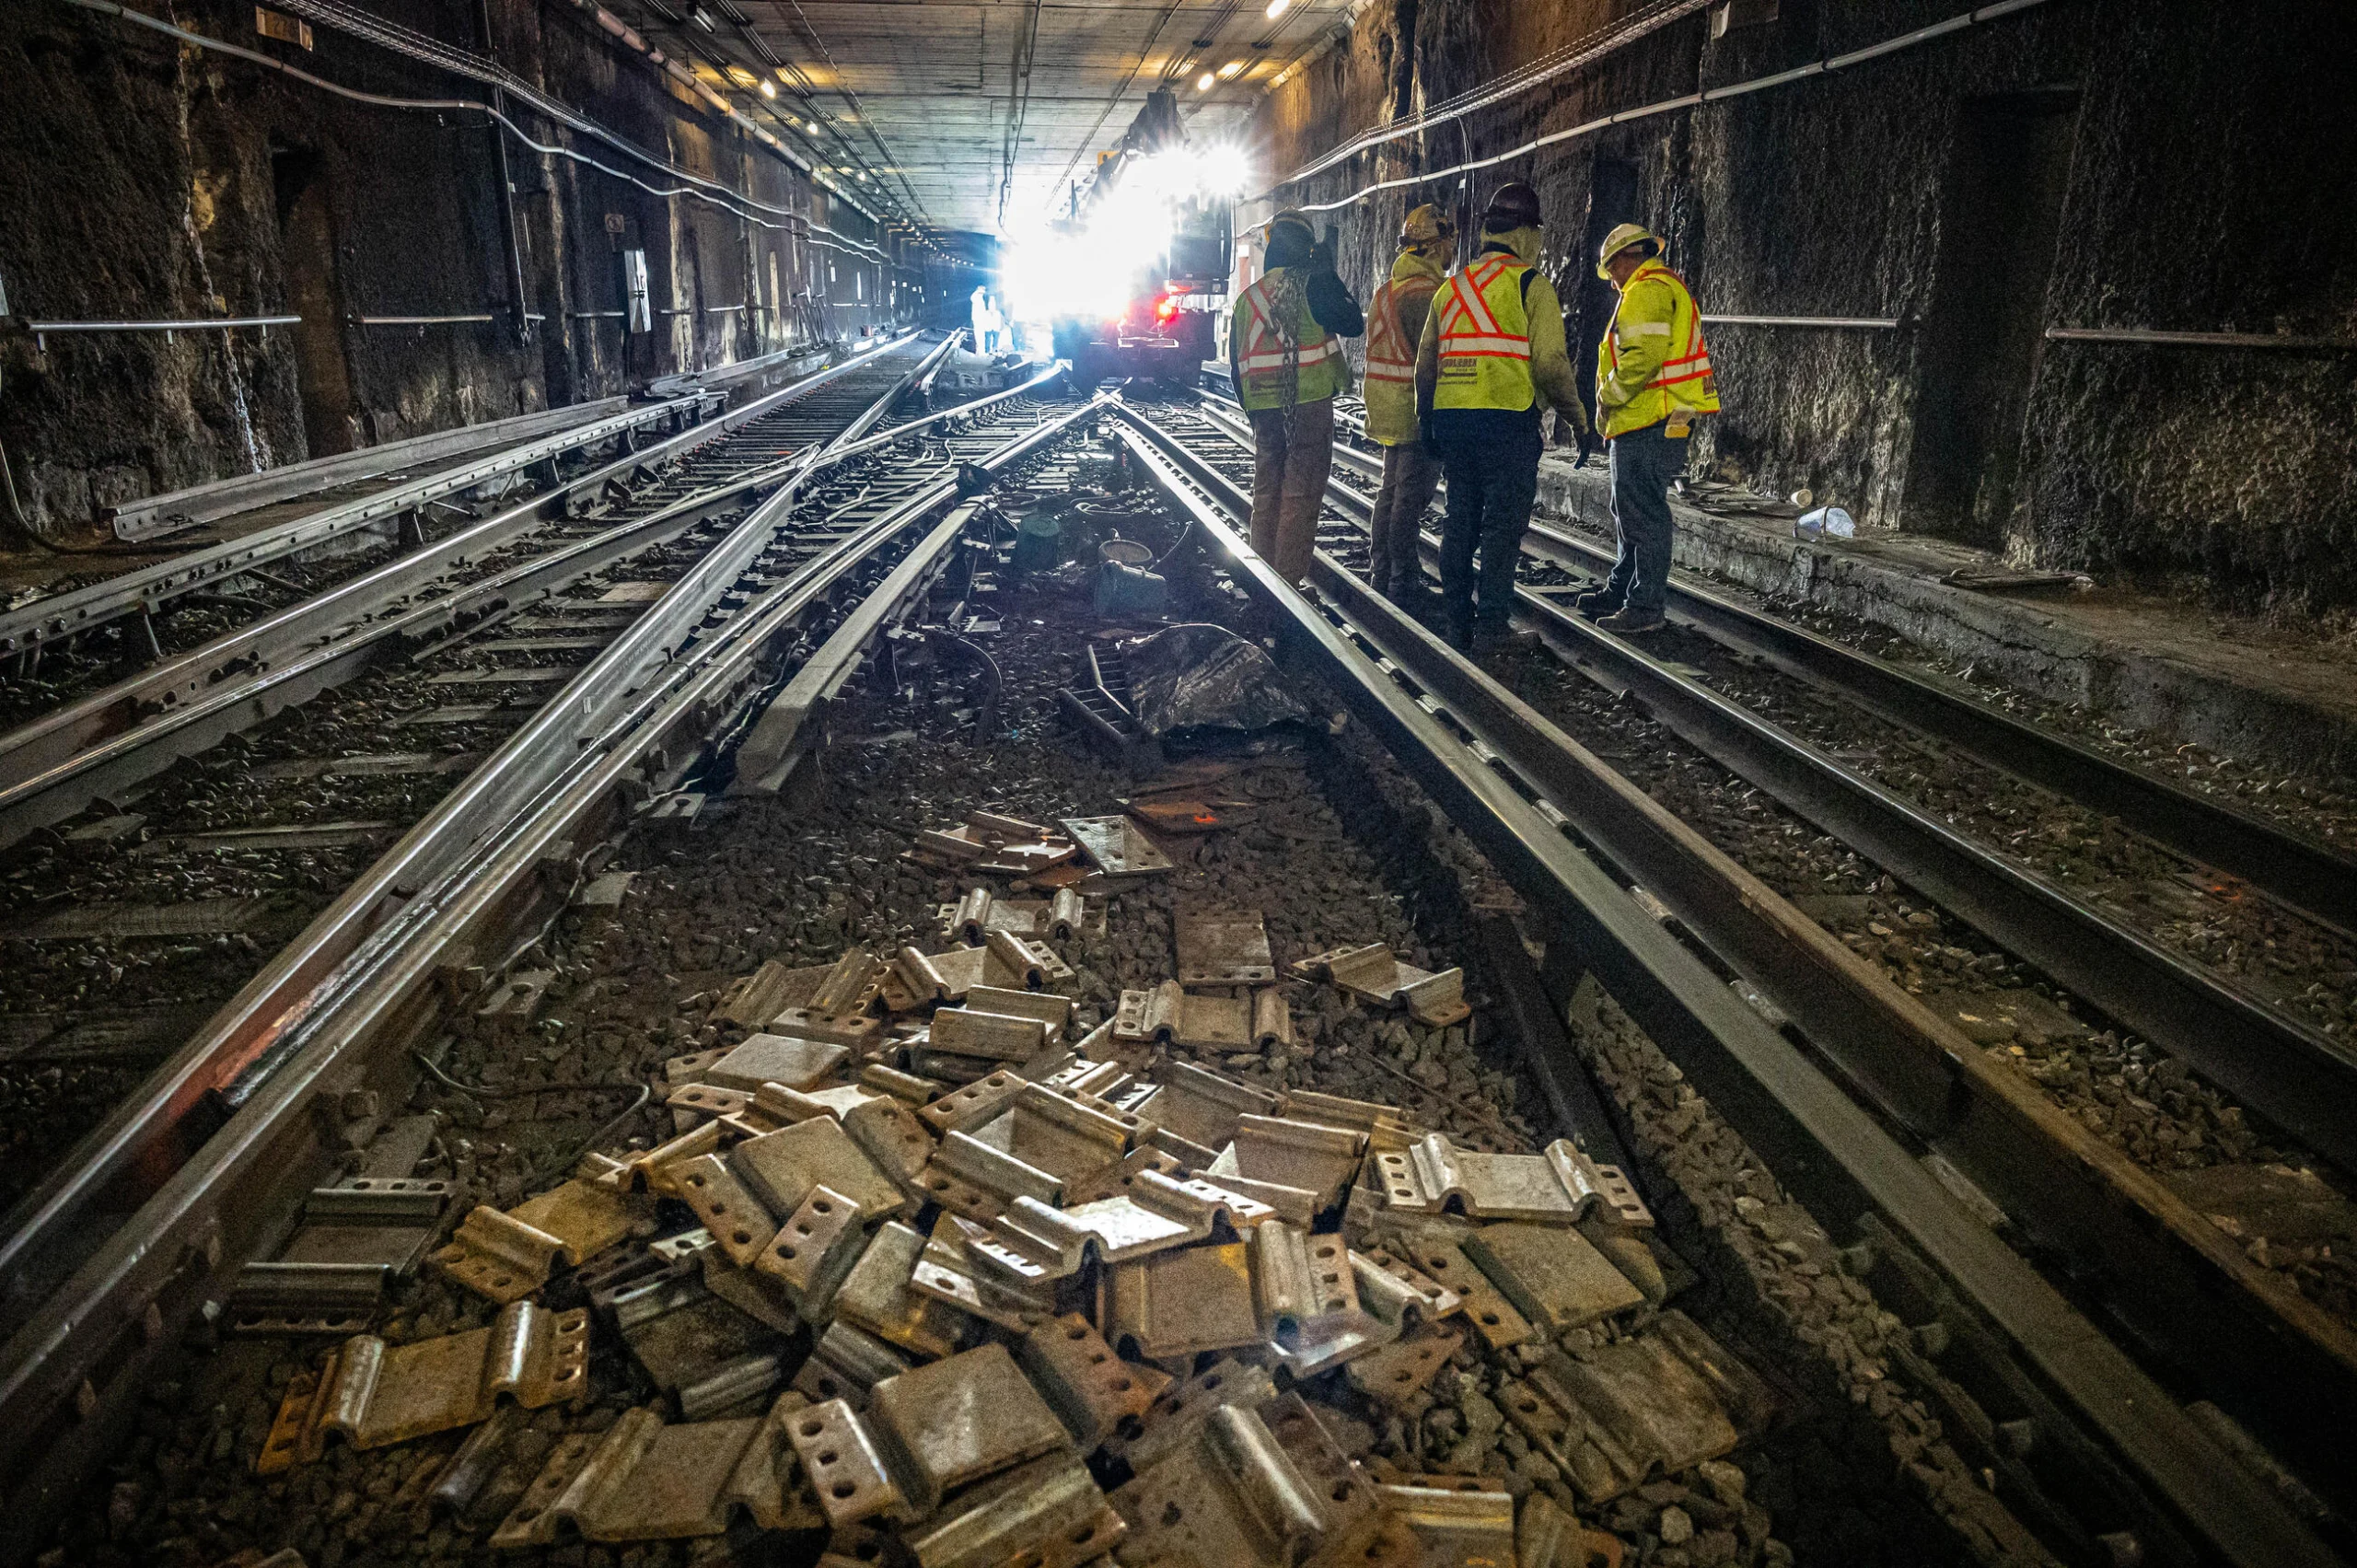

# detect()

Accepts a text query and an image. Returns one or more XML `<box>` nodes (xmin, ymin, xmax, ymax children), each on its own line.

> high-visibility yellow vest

<box><xmin>1363</xmin><ymin>262</ymin><xmax>1438</xmax><ymax>446</ymax></box>
<box><xmin>1434</xmin><ymin>254</ymin><xmax>1536</xmax><ymax>412</ymax></box>
<box><xmin>1597</xmin><ymin>259</ymin><xmax>1720</xmax><ymax>437</ymax></box>
<box><xmin>1231</xmin><ymin>268</ymin><xmax>1341</xmax><ymax>411</ymax></box>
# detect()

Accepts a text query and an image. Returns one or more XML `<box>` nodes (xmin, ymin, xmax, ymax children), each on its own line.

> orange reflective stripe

<box><xmin>1448</xmin><ymin>261</ymin><xmax>1511</xmax><ymax>334</ymax></box>
<box><xmin>1236</xmin><ymin>276</ymin><xmax>1339</xmax><ymax>370</ymax></box>
<box><xmin>1437</xmin><ymin>266</ymin><xmax>1528</xmax><ymax>356</ymax></box>
<box><xmin>1241</xmin><ymin>282</ymin><xmax>1279</xmax><ymax>350</ymax></box>
<box><xmin>1365</xmin><ymin>280</ymin><xmax>1413</xmax><ymax>372</ymax></box>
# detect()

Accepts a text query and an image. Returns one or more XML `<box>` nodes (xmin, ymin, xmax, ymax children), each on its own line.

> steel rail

<box><xmin>102</xmin><ymin>341</ymin><xmax>836</xmax><ymax>540</ymax></box>
<box><xmin>0</xmin><ymin>332</ymin><xmax>911</xmax><ymax>656</ymax></box>
<box><xmin>1497</xmin><ymin>579</ymin><xmax>2357</xmax><ymax>1173</ymax></box>
<box><xmin>1108</xmin><ymin>402</ymin><xmax>2338</xmax><ymax>1568</ymax></box>
<box><xmin>0</xmin><ymin>358</ymin><xmax>1023</xmax><ymax>895</ymax></box>
<box><xmin>111</xmin><ymin>399</ymin><xmax>630</xmax><ymax>541</ymax></box>
<box><xmin>1197</xmin><ymin>389</ymin><xmax>2357</xmax><ymax>940</ymax></box>
<box><xmin>6</xmin><ymin>395</ymin><xmax>711</xmax><ymax>652</ymax></box>
<box><xmin>1505</xmin><ymin>524</ymin><xmax>2357</xmax><ymax>939</ymax></box>
<box><xmin>726</xmin><ymin>482</ymin><xmax>987</xmax><ymax>792</ymax></box>
<box><xmin>0</xmin><ymin>336</ymin><xmax>960</xmax><ymax>1331</ymax></box>
<box><xmin>1190</xmin><ymin>396</ymin><xmax>2357</xmax><ymax>1168</ymax></box>
<box><xmin>1265</xmin><ymin>429</ymin><xmax>2357</xmax><ymax>1520</ymax></box>
<box><xmin>0</xmin><ymin>334</ymin><xmax>928</xmax><ymax>852</ymax></box>
<box><xmin>0</xmin><ymin>389</ymin><xmax>1093</xmax><ymax>1568</ymax></box>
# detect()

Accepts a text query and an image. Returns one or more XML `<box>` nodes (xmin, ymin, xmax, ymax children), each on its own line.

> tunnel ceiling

<box><xmin>602</xmin><ymin>0</ymin><xmax>1341</xmax><ymax>238</ymax></box>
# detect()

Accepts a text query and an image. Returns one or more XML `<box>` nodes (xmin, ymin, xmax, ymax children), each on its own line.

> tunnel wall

<box><xmin>0</xmin><ymin>0</ymin><xmax>914</xmax><ymax>536</ymax></box>
<box><xmin>1257</xmin><ymin>0</ymin><xmax>2357</xmax><ymax>614</ymax></box>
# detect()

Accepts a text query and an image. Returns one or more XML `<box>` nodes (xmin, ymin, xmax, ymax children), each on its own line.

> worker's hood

<box><xmin>1480</xmin><ymin>226</ymin><xmax>1544</xmax><ymax>266</ymax></box>
<box><xmin>1266</xmin><ymin>225</ymin><xmax>1318</xmax><ymax>270</ymax></box>
<box><xmin>1390</xmin><ymin>247</ymin><xmax>1447</xmax><ymax>285</ymax></box>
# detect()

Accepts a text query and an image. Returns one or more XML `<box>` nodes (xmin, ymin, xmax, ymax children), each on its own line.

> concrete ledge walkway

<box><xmin>1534</xmin><ymin>454</ymin><xmax>2357</xmax><ymax>779</ymax></box>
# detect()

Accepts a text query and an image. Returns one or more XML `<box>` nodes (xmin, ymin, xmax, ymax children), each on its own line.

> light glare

<box><xmin>1195</xmin><ymin>70</ymin><xmax>1215</xmax><ymax>90</ymax></box>
<box><xmin>1000</xmin><ymin>146</ymin><xmax>1249</xmax><ymax>325</ymax></box>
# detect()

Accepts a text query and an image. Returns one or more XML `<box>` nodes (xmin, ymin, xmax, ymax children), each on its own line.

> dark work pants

<box><xmin>1248</xmin><ymin>400</ymin><xmax>1334</xmax><ymax>587</ymax></box>
<box><xmin>1605</xmin><ymin>422</ymin><xmax>1689</xmax><ymax>614</ymax></box>
<box><xmin>1433</xmin><ymin>413</ymin><xmax>1542</xmax><ymax>642</ymax></box>
<box><xmin>1366</xmin><ymin>440</ymin><xmax>1441</xmax><ymax>597</ymax></box>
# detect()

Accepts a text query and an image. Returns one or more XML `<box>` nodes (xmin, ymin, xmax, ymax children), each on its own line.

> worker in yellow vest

<box><xmin>1412</xmin><ymin>183</ymin><xmax>1590</xmax><ymax>654</ymax></box>
<box><xmin>1361</xmin><ymin>203</ymin><xmax>1456</xmax><ymax>604</ymax></box>
<box><xmin>1581</xmin><ymin>222</ymin><xmax>1720</xmax><ymax>635</ymax></box>
<box><xmin>1227</xmin><ymin>210</ymin><xmax>1365</xmax><ymax>586</ymax></box>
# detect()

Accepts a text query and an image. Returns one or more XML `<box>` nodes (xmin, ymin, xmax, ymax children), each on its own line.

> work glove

<box><xmin>1574</xmin><ymin>427</ymin><xmax>1600</xmax><ymax>468</ymax></box>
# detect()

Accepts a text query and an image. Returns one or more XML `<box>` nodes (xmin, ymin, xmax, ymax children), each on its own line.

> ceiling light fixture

<box><xmin>1265</xmin><ymin>0</ymin><xmax>1290</xmax><ymax>17</ymax></box>
<box><xmin>1217</xmin><ymin>59</ymin><xmax>1245</xmax><ymax>77</ymax></box>
<box><xmin>758</xmin><ymin>78</ymin><xmax>776</xmax><ymax>97</ymax></box>
<box><xmin>1195</xmin><ymin>70</ymin><xmax>1215</xmax><ymax>90</ymax></box>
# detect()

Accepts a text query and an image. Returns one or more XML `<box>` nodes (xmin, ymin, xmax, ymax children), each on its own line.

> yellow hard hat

<box><xmin>1399</xmin><ymin>203</ymin><xmax>1455</xmax><ymax>247</ymax></box>
<box><xmin>1596</xmin><ymin>222</ymin><xmax>1664</xmax><ymax>279</ymax></box>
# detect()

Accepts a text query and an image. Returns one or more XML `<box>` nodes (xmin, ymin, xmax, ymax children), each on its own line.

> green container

<box><xmin>1012</xmin><ymin>512</ymin><xmax>1062</xmax><ymax>573</ymax></box>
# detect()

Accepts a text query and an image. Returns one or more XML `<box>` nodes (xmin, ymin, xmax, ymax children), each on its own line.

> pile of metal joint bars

<box><xmin>250</xmin><ymin>867</ymin><xmax>1778</xmax><ymax>1561</ymax></box>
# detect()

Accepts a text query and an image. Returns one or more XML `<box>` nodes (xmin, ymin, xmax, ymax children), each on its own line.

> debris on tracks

<box><xmin>234</xmin><ymin>912</ymin><xmax>1787</xmax><ymax>1559</ymax></box>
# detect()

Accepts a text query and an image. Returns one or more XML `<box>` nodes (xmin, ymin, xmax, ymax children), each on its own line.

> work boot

<box><xmin>1445</xmin><ymin>621</ymin><xmax>1475</xmax><ymax>654</ymax></box>
<box><xmin>1473</xmin><ymin>627</ymin><xmax>1539</xmax><ymax>656</ymax></box>
<box><xmin>1573</xmin><ymin>588</ymin><xmax>1622</xmax><ymax>617</ymax></box>
<box><xmin>1386</xmin><ymin>577</ymin><xmax>1440</xmax><ymax>614</ymax></box>
<box><xmin>1596</xmin><ymin>607</ymin><xmax>1667</xmax><ymax>635</ymax></box>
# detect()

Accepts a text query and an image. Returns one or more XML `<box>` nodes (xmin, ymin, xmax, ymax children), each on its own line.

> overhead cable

<box><xmin>1263</xmin><ymin>0</ymin><xmax>1717</xmax><ymax>194</ymax></box>
<box><xmin>57</xmin><ymin>0</ymin><xmax>896</xmax><ymax>263</ymax></box>
<box><xmin>1285</xmin><ymin>0</ymin><xmax>2063</xmax><ymax>215</ymax></box>
<box><xmin>269</xmin><ymin>0</ymin><xmax>887</xmax><ymax>228</ymax></box>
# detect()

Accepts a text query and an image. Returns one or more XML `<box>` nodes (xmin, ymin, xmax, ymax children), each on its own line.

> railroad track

<box><xmin>0</xmin><ymin>335</ymin><xmax>933</xmax><ymax>851</ymax></box>
<box><xmin>0</xmin><ymin>346</ymin><xmax>1106</xmax><ymax>1558</ymax></box>
<box><xmin>1186</xmin><ymin>393</ymin><xmax>2357</xmax><ymax>1263</ymax></box>
<box><xmin>10</xmin><ymin>374</ymin><xmax>2344</xmax><ymax>1568</ymax></box>
<box><xmin>0</xmin><ymin>333</ymin><xmax>945</xmax><ymax>1233</ymax></box>
<box><xmin>0</xmin><ymin>339</ymin><xmax>845</xmax><ymax>726</ymax></box>
<box><xmin>1109</xmin><ymin>393</ymin><xmax>2345</xmax><ymax>1568</ymax></box>
<box><xmin>1178</xmin><ymin>379</ymin><xmax>2357</xmax><ymax>1330</ymax></box>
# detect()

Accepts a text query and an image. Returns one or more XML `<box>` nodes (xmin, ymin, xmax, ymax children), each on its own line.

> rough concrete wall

<box><xmin>0</xmin><ymin>3</ymin><xmax>310</xmax><ymax>524</ymax></box>
<box><xmin>0</xmin><ymin>0</ymin><xmax>909</xmax><ymax>538</ymax></box>
<box><xmin>2019</xmin><ymin>0</ymin><xmax>2357</xmax><ymax>611</ymax></box>
<box><xmin>1254</xmin><ymin>0</ymin><xmax>2357</xmax><ymax>614</ymax></box>
<box><xmin>1688</xmin><ymin>0</ymin><xmax>2092</xmax><ymax>532</ymax></box>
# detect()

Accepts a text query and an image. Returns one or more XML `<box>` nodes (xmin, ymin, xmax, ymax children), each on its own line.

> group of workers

<box><xmin>1227</xmin><ymin>183</ymin><xmax>1717</xmax><ymax>651</ymax></box>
